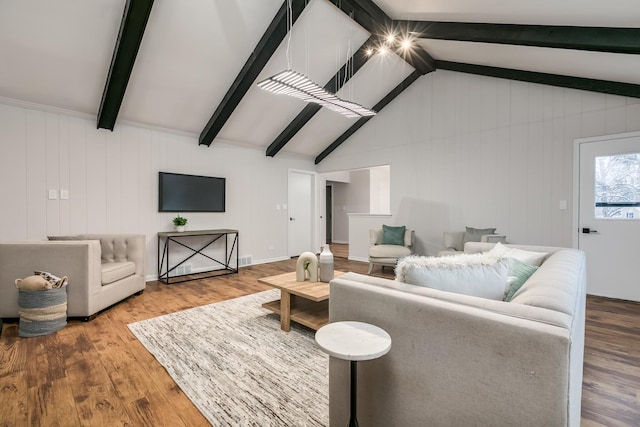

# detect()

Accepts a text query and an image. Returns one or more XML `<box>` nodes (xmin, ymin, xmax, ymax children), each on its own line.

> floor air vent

<box><xmin>238</xmin><ymin>256</ymin><xmax>252</xmax><ymax>267</ymax></box>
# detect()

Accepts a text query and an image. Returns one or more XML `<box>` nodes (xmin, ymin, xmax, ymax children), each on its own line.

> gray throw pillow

<box><xmin>463</xmin><ymin>226</ymin><xmax>497</xmax><ymax>244</ymax></box>
<box><xmin>47</xmin><ymin>235</ymin><xmax>86</xmax><ymax>241</ymax></box>
<box><xmin>382</xmin><ymin>225</ymin><xmax>406</xmax><ymax>246</ymax></box>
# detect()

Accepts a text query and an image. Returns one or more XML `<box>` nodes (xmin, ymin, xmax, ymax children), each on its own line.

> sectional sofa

<box><xmin>328</xmin><ymin>242</ymin><xmax>586</xmax><ymax>426</ymax></box>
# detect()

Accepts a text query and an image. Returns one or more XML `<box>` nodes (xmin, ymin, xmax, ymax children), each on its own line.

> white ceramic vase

<box><xmin>319</xmin><ymin>244</ymin><xmax>334</xmax><ymax>282</ymax></box>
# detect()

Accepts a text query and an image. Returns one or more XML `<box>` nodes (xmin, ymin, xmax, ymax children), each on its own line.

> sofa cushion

<box><xmin>396</xmin><ymin>253</ymin><xmax>509</xmax><ymax>300</ymax></box>
<box><xmin>463</xmin><ymin>226</ymin><xmax>497</xmax><ymax>245</ymax></box>
<box><xmin>102</xmin><ymin>261</ymin><xmax>136</xmax><ymax>285</ymax></box>
<box><xmin>382</xmin><ymin>225</ymin><xmax>406</xmax><ymax>245</ymax></box>
<box><xmin>370</xmin><ymin>244</ymin><xmax>412</xmax><ymax>258</ymax></box>
<box><xmin>489</xmin><ymin>242</ymin><xmax>547</xmax><ymax>266</ymax></box>
<box><xmin>504</xmin><ymin>258</ymin><xmax>539</xmax><ymax>302</ymax></box>
<box><xmin>443</xmin><ymin>231</ymin><xmax>464</xmax><ymax>251</ymax></box>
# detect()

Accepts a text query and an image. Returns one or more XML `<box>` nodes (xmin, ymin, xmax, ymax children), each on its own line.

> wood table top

<box><xmin>257</xmin><ymin>271</ymin><xmax>346</xmax><ymax>302</ymax></box>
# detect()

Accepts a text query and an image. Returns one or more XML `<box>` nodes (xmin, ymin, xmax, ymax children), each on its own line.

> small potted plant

<box><xmin>172</xmin><ymin>215</ymin><xmax>187</xmax><ymax>232</ymax></box>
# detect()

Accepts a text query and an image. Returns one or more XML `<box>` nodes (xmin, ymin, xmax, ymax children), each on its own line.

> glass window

<box><xmin>595</xmin><ymin>153</ymin><xmax>640</xmax><ymax>219</ymax></box>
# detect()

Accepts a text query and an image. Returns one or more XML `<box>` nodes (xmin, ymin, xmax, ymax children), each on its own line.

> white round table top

<box><xmin>315</xmin><ymin>321</ymin><xmax>392</xmax><ymax>361</ymax></box>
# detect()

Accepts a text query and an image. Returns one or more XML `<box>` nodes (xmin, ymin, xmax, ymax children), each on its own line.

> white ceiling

<box><xmin>1</xmin><ymin>0</ymin><xmax>639</xmax><ymax>160</ymax></box>
<box><xmin>374</xmin><ymin>0</ymin><xmax>640</xmax><ymax>26</ymax></box>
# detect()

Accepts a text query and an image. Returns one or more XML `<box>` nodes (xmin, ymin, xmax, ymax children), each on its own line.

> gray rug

<box><xmin>128</xmin><ymin>289</ymin><xmax>329</xmax><ymax>426</ymax></box>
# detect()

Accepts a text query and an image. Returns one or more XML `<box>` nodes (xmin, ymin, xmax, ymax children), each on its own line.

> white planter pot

<box><xmin>175</xmin><ymin>225</ymin><xmax>185</xmax><ymax>232</ymax></box>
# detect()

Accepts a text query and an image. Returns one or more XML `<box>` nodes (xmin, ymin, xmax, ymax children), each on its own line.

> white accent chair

<box><xmin>368</xmin><ymin>228</ymin><xmax>415</xmax><ymax>274</ymax></box>
<box><xmin>0</xmin><ymin>234</ymin><xmax>146</xmax><ymax>321</ymax></box>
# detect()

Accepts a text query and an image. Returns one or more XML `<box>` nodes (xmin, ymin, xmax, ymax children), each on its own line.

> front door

<box><xmin>578</xmin><ymin>132</ymin><xmax>640</xmax><ymax>301</ymax></box>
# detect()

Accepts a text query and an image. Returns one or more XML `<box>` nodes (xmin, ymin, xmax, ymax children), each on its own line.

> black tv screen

<box><xmin>159</xmin><ymin>172</ymin><xmax>225</xmax><ymax>212</ymax></box>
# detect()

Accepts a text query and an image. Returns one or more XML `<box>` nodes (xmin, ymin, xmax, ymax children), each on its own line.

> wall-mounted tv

<box><xmin>159</xmin><ymin>172</ymin><xmax>226</xmax><ymax>212</ymax></box>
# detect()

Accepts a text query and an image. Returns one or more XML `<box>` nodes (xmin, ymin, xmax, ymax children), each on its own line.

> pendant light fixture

<box><xmin>257</xmin><ymin>0</ymin><xmax>375</xmax><ymax>118</ymax></box>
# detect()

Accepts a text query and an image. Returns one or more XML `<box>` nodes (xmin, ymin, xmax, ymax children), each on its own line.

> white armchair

<box><xmin>368</xmin><ymin>228</ymin><xmax>415</xmax><ymax>274</ymax></box>
<box><xmin>0</xmin><ymin>234</ymin><xmax>146</xmax><ymax>320</ymax></box>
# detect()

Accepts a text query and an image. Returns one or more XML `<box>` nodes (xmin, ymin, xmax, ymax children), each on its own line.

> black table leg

<box><xmin>348</xmin><ymin>360</ymin><xmax>359</xmax><ymax>427</ymax></box>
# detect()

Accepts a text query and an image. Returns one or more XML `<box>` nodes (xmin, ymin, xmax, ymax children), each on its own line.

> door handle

<box><xmin>582</xmin><ymin>227</ymin><xmax>598</xmax><ymax>234</ymax></box>
<box><xmin>290</xmin><ymin>217</ymin><xmax>295</xmax><ymax>221</ymax></box>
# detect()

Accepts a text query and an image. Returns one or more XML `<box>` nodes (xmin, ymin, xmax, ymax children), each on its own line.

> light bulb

<box><xmin>366</xmin><ymin>48</ymin><xmax>374</xmax><ymax>56</ymax></box>
<box><xmin>378</xmin><ymin>46</ymin><xmax>388</xmax><ymax>56</ymax></box>
<box><xmin>386</xmin><ymin>33</ymin><xmax>395</xmax><ymax>43</ymax></box>
<box><xmin>401</xmin><ymin>38</ymin><xmax>412</xmax><ymax>50</ymax></box>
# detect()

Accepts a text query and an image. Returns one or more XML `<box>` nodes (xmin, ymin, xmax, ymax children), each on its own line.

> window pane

<box><xmin>595</xmin><ymin>153</ymin><xmax>640</xmax><ymax>219</ymax></box>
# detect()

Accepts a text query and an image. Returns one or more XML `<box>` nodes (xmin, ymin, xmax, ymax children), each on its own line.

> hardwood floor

<box><xmin>328</xmin><ymin>243</ymin><xmax>348</xmax><ymax>259</ymax></box>
<box><xmin>1</xmin><ymin>258</ymin><xmax>639</xmax><ymax>426</ymax></box>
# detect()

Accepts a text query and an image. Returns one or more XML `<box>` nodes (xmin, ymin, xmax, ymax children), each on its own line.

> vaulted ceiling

<box><xmin>1</xmin><ymin>0</ymin><xmax>639</xmax><ymax>163</ymax></box>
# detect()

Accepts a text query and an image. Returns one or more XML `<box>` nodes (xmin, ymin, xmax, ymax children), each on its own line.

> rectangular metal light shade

<box><xmin>257</xmin><ymin>70</ymin><xmax>376</xmax><ymax>118</ymax></box>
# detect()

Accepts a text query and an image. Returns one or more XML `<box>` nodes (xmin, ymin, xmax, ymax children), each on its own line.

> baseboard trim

<box><xmin>145</xmin><ymin>256</ymin><xmax>291</xmax><ymax>282</ymax></box>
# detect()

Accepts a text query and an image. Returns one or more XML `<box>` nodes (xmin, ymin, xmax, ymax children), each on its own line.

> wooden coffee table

<box><xmin>258</xmin><ymin>271</ymin><xmax>345</xmax><ymax>332</ymax></box>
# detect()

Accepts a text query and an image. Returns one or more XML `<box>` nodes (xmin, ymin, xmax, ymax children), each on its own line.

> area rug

<box><xmin>128</xmin><ymin>289</ymin><xmax>328</xmax><ymax>426</ymax></box>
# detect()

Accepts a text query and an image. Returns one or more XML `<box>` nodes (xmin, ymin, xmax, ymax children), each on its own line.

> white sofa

<box><xmin>0</xmin><ymin>234</ymin><xmax>146</xmax><ymax>320</ymax></box>
<box><xmin>328</xmin><ymin>242</ymin><xmax>586</xmax><ymax>427</ymax></box>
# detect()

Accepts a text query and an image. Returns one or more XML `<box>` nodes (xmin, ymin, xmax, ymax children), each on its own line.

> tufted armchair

<box><xmin>368</xmin><ymin>228</ymin><xmax>415</xmax><ymax>274</ymax></box>
<box><xmin>0</xmin><ymin>234</ymin><xmax>146</xmax><ymax>320</ymax></box>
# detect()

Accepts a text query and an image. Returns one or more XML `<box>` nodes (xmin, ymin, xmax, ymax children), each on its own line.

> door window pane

<box><xmin>595</xmin><ymin>153</ymin><xmax>640</xmax><ymax>219</ymax></box>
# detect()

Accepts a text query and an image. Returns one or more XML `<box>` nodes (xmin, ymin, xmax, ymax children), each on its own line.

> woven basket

<box><xmin>18</xmin><ymin>284</ymin><xmax>68</xmax><ymax>337</ymax></box>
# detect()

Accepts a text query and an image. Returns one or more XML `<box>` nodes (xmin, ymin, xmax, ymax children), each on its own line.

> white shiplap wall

<box><xmin>0</xmin><ymin>102</ymin><xmax>315</xmax><ymax>277</ymax></box>
<box><xmin>317</xmin><ymin>70</ymin><xmax>640</xmax><ymax>255</ymax></box>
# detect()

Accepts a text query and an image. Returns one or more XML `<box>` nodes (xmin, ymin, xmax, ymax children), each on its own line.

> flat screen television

<box><xmin>159</xmin><ymin>172</ymin><xmax>226</xmax><ymax>212</ymax></box>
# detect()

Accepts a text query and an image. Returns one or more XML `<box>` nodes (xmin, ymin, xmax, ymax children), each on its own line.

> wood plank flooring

<box><xmin>1</xmin><ymin>257</ymin><xmax>639</xmax><ymax>426</ymax></box>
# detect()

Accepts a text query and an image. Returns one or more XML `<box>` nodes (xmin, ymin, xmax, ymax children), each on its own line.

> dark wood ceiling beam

<box><xmin>403</xmin><ymin>21</ymin><xmax>640</xmax><ymax>54</ymax></box>
<box><xmin>436</xmin><ymin>60</ymin><xmax>640</xmax><ymax>98</ymax></box>
<box><xmin>265</xmin><ymin>36</ymin><xmax>377</xmax><ymax>158</ymax></box>
<box><xmin>315</xmin><ymin>70</ymin><xmax>422</xmax><ymax>164</ymax></box>
<box><xmin>199</xmin><ymin>1</ymin><xmax>307</xmax><ymax>147</ymax></box>
<box><xmin>328</xmin><ymin>0</ymin><xmax>435</xmax><ymax>74</ymax></box>
<box><xmin>97</xmin><ymin>0</ymin><xmax>154</xmax><ymax>131</ymax></box>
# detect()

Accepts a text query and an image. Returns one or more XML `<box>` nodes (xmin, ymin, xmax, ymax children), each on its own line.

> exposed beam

<box><xmin>328</xmin><ymin>0</ymin><xmax>435</xmax><ymax>74</ymax></box>
<box><xmin>265</xmin><ymin>36</ymin><xmax>376</xmax><ymax>158</ymax></box>
<box><xmin>436</xmin><ymin>61</ymin><xmax>640</xmax><ymax>99</ymax></box>
<box><xmin>315</xmin><ymin>70</ymin><xmax>422</xmax><ymax>164</ymax></box>
<box><xmin>404</xmin><ymin>21</ymin><xmax>640</xmax><ymax>54</ymax></box>
<box><xmin>199</xmin><ymin>0</ymin><xmax>307</xmax><ymax>147</ymax></box>
<box><xmin>97</xmin><ymin>0</ymin><xmax>154</xmax><ymax>131</ymax></box>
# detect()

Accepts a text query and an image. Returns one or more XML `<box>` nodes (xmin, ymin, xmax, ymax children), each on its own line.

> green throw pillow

<box><xmin>382</xmin><ymin>225</ymin><xmax>406</xmax><ymax>246</ymax></box>
<box><xmin>504</xmin><ymin>258</ymin><xmax>538</xmax><ymax>302</ymax></box>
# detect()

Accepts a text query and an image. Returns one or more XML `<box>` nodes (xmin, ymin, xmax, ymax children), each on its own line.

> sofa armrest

<box><xmin>369</xmin><ymin>229</ymin><xmax>382</xmax><ymax>246</ymax></box>
<box><xmin>328</xmin><ymin>278</ymin><xmax>573</xmax><ymax>427</ymax></box>
<box><xmin>443</xmin><ymin>231</ymin><xmax>464</xmax><ymax>251</ymax></box>
<box><xmin>0</xmin><ymin>241</ymin><xmax>102</xmax><ymax>317</ymax></box>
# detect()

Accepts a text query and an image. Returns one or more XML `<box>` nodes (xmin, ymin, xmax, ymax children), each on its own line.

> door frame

<box><xmin>288</xmin><ymin>169</ymin><xmax>318</xmax><ymax>257</ymax></box>
<box><xmin>572</xmin><ymin>130</ymin><xmax>640</xmax><ymax>248</ymax></box>
<box><xmin>326</xmin><ymin>183</ymin><xmax>334</xmax><ymax>244</ymax></box>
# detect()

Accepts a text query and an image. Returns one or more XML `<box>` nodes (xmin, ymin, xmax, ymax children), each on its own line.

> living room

<box><xmin>1</xmin><ymin>0</ymin><xmax>640</xmax><ymax>426</ymax></box>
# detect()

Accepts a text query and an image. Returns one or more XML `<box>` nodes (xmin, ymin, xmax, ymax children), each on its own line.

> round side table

<box><xmin>315</xmin><ymin>321</ymin><xmax>392</xmax><ymax>427</ymax></box>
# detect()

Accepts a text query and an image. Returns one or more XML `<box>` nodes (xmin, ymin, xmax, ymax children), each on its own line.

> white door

<box><xmin>578</xmin><ymin>132</ymin><xmax>640</xmax><ymax>301</ymax></box>
<box><xmin>288</xmin><ymin>170</ymin><xmax>315</xmax><ymax>257</ymax></box>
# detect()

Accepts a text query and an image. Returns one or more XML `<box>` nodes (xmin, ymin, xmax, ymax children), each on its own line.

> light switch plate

<box><xmin>48</xmin><ymin>189</ymin><xmax>57</xmax><ymax>200</ymax></box>
<box><xmin>559</xmin><ymin>200</ymin><xmax>568</xmax><ymax>210</ymax></box>
<box><xmin>60</xmin><ymin>190</ymin><xmax>69</xmax><ymax>200</ymax></box>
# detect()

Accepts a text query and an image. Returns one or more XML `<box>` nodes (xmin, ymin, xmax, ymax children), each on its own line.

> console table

<box><xmin>157</xmin><ymin>229</ymin><xmax>239</xmax><ymax>284</ymax></box>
